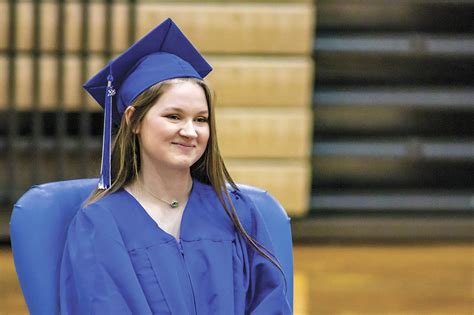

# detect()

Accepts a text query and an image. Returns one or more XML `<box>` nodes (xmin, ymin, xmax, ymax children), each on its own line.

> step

<box><xmin>0</xmin><ymin>152</ymin><xmax>311</xmax><ymax>216</ymax></box>
<box><xmin>315</xmin><ymin>34</ymin><xmax>474</xmax><ymax>57</ymax></box>
<box><xmin>314</xmin><ymin>53</ymin><xmax>474</xmax><ymax>86</ymax></box>
<box><xmin>1</xmin><ymin>2</ymin><xmax>314</xmax><ymax>54</ymax></box>
<box><xmin>312</xmin><ymin>156</ymin><xmax>474</xmax><ymax>190</ymax></box>
<box><xmin>317</xmin><ymin>0</ymin><xmax>473</xmax><ymax>33</ymax></box>
<box><xmin>0</xmin><ymin>107</ymin><xmax>313</xmax><ymax>159</ymax></box>
<box><xmin>313</xmin><ymin>139</ymin><xmax>474</xmax><ymax>160</ymax></box>
<box><xmin>313</xmin><ymin>104</ymin><xmax>474</xmax><ymax>136</ymax></box>
<box><xmin>311</xmin><ymin>191</ymin><xmax>474</xmax><ymax>212</ymax></box>
<box><xmin>292</xmin><ymin>216</ymin><xmax>473</xmax><ymax>242</ymax></box>
<box><xmin>0</xmin><ymin>54</ymin><xmax>313</xmax><ymax>110</ymax></box>
<box><xmin>314</xmin><ymin>87</ymin><xmax>474</xmax><ymax>109</ymax></box>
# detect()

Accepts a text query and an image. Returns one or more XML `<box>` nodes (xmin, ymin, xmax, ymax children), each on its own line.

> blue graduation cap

<box><xmin>83</xmin><ymin>18</ymin><xmax>213</xmax><ymax>189</ymax></box>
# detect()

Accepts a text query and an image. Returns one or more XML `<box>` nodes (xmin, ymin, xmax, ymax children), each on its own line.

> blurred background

<box><xmin>0</xmin><ymin>0</ymin><xmax>473</xmax><ymax>314</ymax></box>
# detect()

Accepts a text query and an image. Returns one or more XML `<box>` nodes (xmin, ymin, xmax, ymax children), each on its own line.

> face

<box><xmin>133</xmin><ymin>80</ymin><xmax>210</xmax><ymax>172</ymax></box>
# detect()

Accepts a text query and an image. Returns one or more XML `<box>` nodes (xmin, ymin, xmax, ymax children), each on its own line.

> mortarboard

<box><xmin>83</xmin><ymin>18</ymin><xmax>213</xmax><ymax>189</ymax></box>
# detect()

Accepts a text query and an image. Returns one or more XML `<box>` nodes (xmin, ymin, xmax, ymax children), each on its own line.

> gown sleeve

<box><xmin>235</xmin><ymin>193</ymin><xmax>292</xmax><ymax>315</ymax></box>
<box><xmin>59</xmin><ymin>203</ymin><xmax>152</xmax><ymax>315</ymax></box>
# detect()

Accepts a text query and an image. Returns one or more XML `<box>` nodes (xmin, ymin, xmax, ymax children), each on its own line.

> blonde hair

<box><xmin>86</xmin><ymin>78</ymin><xmax>283</xmax><ymax>276</ymax></box>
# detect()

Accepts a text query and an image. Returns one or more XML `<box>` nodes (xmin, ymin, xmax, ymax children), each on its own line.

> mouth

<box><xmin>172</xmin><ymin>142</ymin><xmax>196</xmax><ymax>148</ymax></box>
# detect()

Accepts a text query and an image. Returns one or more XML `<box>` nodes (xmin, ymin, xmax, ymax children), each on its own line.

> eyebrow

<box><xmin>163</xmin><ymin>107</ymin><xmax>209</xmax><ymax>115</ymax></box>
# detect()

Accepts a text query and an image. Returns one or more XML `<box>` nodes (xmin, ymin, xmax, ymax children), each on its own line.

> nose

<box><xmin>179</xmin><ymin>120</ymin><xmax>198</xmax><ymax>139</ymax></box>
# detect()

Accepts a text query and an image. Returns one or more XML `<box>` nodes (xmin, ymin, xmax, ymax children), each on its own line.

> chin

<box><xmin>168</xmin><ymin>159</ymin><xmax>198</xmax><ymax>170</ymax></box>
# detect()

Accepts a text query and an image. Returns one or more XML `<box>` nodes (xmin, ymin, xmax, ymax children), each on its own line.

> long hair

<box><xmin>85</xmin><ymin>78</ymin><xmax>284</xmax><ymax>274</ymax></box>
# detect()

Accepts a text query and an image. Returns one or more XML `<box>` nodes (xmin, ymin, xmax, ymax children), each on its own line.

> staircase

<box><xmin>293</xmin><ymin>0</ymin><xmax>474</xmax><ymax>241</ymax></box>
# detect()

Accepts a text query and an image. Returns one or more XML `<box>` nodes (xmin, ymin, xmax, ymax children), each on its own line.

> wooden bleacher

<box><xmin>0</xmin><ymin>1</ymin><xmax>315</xmax><ymax>233</ymax></box>
<box><xmin>300</xmin><ymin>0</ymin><xmax>473</xmax><ymax>241</ymax></box>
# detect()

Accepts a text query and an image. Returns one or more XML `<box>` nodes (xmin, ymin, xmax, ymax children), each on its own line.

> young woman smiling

<box><xmin>59</xmin><ymin>19</ymin><xmax>291</xmax><ymax>315</ymax></box>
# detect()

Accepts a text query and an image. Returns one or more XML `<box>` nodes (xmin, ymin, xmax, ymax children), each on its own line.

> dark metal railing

<box><xmin>312</xmin><ymin>0</ymin><xmax>474</xmax><ymax>214</ymax></box>
<box><xmin>5</xmin><ymin>0</ymin><xmax>18</xmax><ymax>204</ymax></box>
<box><xmin>1</xmin><ymin>0</ymin><xmax>138</xmax><ymax>207</ymax></box>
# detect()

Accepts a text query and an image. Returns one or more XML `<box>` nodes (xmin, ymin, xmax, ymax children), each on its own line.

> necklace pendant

<box><xmin>170</xmin><ymin>200</ymin><xmax>179</xmax><ymax>208</ymax></box>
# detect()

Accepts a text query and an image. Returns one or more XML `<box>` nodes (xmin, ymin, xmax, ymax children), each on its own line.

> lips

<box><xmin>172</xmin><ymin>142</ymin><xmax>196</xmax><ymax>148</ymax></box>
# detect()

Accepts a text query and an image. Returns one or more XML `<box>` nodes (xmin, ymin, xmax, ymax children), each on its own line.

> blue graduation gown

<box><xmin>59</xmin><ymin>179</ymin><xmax>291</xmax><ymax>314</ymax></box>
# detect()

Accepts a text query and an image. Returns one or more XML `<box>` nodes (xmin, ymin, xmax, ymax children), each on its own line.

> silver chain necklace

<box><xmin>138</xmin><ymin>179</ymin><xmax>190</xmax><ymax>209</ymax></box>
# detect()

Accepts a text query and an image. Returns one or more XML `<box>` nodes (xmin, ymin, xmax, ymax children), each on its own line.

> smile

<box><xmin>172</xmin><ymin>142</ymin><xmax>196</xmax><ymax>148</ymax></box>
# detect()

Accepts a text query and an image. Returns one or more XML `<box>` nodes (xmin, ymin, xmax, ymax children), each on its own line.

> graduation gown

<box><xmin>59</xmin><ymin>179</ymin><xmax>291</xmax><ymax>314</ymax></box>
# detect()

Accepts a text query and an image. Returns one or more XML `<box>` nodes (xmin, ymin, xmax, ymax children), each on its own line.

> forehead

<box><xmin>154</xmin><ymin>81</ymin><xmax>208</xmax><ymax>111</ymax></box>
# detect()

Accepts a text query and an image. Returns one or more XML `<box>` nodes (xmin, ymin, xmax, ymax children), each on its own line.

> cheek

<box><xmin>199</xmin><ymin>126</ymin><xmax>210</xmax><ymax>144</ymax></box>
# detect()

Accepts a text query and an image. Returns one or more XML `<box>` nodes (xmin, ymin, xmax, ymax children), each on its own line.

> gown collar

<box><xmin>99</xmin><ymin>178</ymin><xmax>236</xmax><ymax>251</ymax></box>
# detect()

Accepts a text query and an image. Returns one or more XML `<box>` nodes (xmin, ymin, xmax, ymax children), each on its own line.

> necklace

<box><xmin>138</xmin><ymin>179</ymin><xmax>190</xmax><ymax>209</ymax></box>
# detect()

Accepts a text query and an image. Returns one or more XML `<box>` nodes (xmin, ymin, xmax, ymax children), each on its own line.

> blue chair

<box><xmin>10</xmin><ymin>179</ymin><xmax>294</xmax><ymax>314</ymax></box>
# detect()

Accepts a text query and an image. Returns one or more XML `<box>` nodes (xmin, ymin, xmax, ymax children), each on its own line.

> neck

<box><xmin>134</xmin><ymin>164</ymin><xmax>193</xmax><ymax>203</ymax></box>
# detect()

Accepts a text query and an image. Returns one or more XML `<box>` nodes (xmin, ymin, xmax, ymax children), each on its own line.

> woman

<box><xmin>60</xmin><ymin>18</ymin><xmax>291</xmax><ymax>314</ymax></box>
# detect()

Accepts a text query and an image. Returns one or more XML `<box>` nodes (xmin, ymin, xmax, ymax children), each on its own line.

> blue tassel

<box><xmin>98</xmin><ymin>72</ymin><xmax>115</xmax><ymax>189</ymax></box>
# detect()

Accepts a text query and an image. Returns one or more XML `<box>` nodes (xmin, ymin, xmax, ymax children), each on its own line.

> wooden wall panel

<box><xmin>0</xmin><ymin>56</ymin><xmax>7</xmax><ymax>108</ymax></box>
<box><xmin>14</xmin><ymin>2</ymin><xmax>34</xmax><ymax>51</ymax></box>
<box><xmin>0</xmin><ymin>55</ymin><xmax>312</xmax><ymax>111</ymax></box>
<box><xmin>208</xmin><ymin>56</ymin><xmax>313</xmax><ymax>108</ymax></box>
<box><xmin>0</xmin><ymin>53</ymin><xmax>106</xmax><ymax>111</ymax></box>
<box><xmin>2</xmin><ymin>1</ymin><xmax>315</xmax><ymax>217</ymax></box>
<box><xmin>217</xmin><ymin>108</ymin><xmax>312</xmax><ymax>159</ymax></box>
<box><xmin>64</xmin><ymin>2</ymin><xmax>84</xmax><ymax>52</ymax></box>
<box><xmin>87</xmin><ymin>3</ymin><xmax>107</xmax><ymax>53</ymax></box>
<box><xmin>14</xmin><ymin>55</ymin><xmax>33</xmax><ymax>110</ymax></box>
<box><xmin>111</xmin><ymin>3</ymin><xmax>132</xmax><ymax>53</ymax></box>
<box><xmin>63</xmin><ymin>55</ymin><xmax>83</xmax><ymax>110</ymax></box>
<box><xmin>6</xmin><ymin>2</ymin><xmax>314</xmax><ymax>54</ymax></box>
<box><xmin>0</xmin><ymin>2</ymin><xmax>8</xmax><ymax>51</ymax></box>
<box><xmin>136</xmin><ymin>4</ymin><xmax>314</xmax><ymax>54</ymax></box>
<box><xmin>2</xmin><ymin>157</ymin><xmax>310</xmax><ymax>217</ymax></box>
<box><xmin>38</xmin><ymin>55</ymin><xmax>58</xmax><ymax>110</ymax></box>
<box><xmin>39</xmin><ymin>3</ymin><xmax>58</xmax><ymax>52</ymax></box>
<box><xmin>136</xmin><ymin>0</ymin><xmax>313</xmax><ymax>3</ymax></box>
<box><xmin>226</xmin><ymin>159</ymin><xmax>311</xmax><ymax>216</ymax></box>
<box><xmin>38</xmin><ymin>3</ymin><xmax>86</xmax><ymax>52</ymax></box>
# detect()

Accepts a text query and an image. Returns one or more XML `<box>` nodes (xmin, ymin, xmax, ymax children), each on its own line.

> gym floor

<box><xmin>1</xmin><ymin>244</ymin><xmax>472</xmax><ymax>315</ymax></box>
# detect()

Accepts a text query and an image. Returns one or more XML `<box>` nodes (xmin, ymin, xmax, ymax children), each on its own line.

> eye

<box><xmin>195</xmin><ymin>117</ymin><xmax>209</xmax><ymax>123</ymax></box>
<box><xmin>166</xmin><ymin>114</ymin><xmax>180</xmax><ymax>120</ymax></box>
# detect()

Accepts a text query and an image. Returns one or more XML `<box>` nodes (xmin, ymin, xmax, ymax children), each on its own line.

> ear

<box><xmin>124</xmin><ymin>106</ymin><xmax>140</xmax><ymax>134</ymax></box>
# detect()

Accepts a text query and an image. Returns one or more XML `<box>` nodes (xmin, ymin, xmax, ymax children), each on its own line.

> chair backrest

<box><xmin>10</xmin><ymin>179</ymin><xmax>294</xmax><ymax>314</ymax></box>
